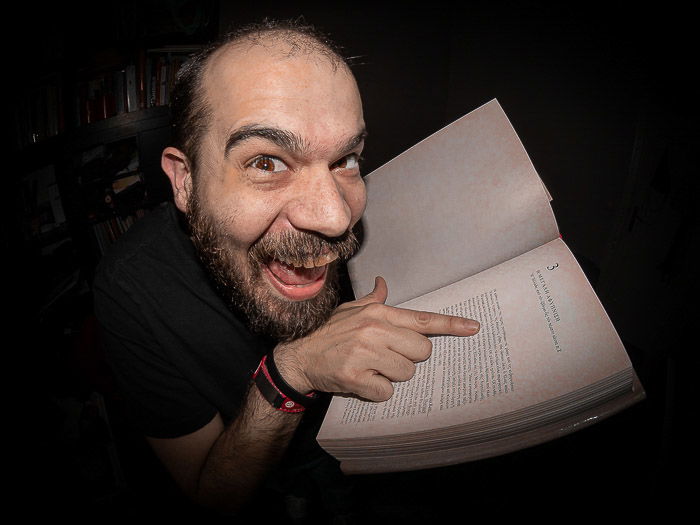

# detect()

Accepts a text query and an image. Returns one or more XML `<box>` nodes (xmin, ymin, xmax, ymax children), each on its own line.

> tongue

<box><xmin>267</xmin><ymin>259</ymin><xmax>325</xmax><ymax>285</ymax></box>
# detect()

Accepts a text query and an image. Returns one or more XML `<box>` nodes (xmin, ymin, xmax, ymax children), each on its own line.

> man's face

<box><xmin>174</xmin><ymin>42</ymin><xmax>367</xmax><ymax>341</ymax></box>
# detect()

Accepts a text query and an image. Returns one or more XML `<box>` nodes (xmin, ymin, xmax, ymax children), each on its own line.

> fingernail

<box><xmin>463</xmin><ymin>319</ymin><xmax>480</xmax><ymax>332</ymax></box>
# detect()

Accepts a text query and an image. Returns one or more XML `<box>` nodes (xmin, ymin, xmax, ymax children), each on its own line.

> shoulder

<box><xmin>94</xmin><ymin>202</ymin><xmax>194</xmax><ymax>287</ymax></box>
<box><xmin>97</xmin><ymin>202</ymin><xmax>177</xmax><ymax>268</ymax></box>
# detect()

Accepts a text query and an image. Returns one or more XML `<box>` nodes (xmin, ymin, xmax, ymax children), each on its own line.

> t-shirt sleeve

<box><xmin>93</xmin><ymin>262</ymin><xmax>218</xmax><ymax>439</ymax></box>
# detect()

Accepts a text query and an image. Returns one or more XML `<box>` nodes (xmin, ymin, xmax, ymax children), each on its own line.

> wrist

<box><xmin>272</xmin><ymin>343</ymin><xmax>315</xmax><ymax>395</ymax></box>
<box><xmin>252</xmin><ymin>351</ymin><xmax>318</xmax><ymax>414</ymax></box>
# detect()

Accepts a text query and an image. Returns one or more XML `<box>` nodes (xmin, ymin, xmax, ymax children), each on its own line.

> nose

<box><xmin>285</xmin><ymin>167</ymin><xmax>352</xmax><ymax>238</ymax></box>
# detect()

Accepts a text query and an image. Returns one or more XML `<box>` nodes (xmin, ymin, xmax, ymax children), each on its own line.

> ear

<box><xmin>161</xmin><ymin>147</ymin><xmax>193</xmax><ymax>213</ymax></box>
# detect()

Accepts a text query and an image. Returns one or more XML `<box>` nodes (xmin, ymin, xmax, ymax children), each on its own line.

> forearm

<box><xmin>193</xmin><ymin>383</ymin><xmax>302</xmax><ymax>513</ymax></box>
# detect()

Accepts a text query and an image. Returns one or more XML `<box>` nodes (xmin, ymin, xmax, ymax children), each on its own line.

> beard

<box><xmin>185</xmin><ymin>189</ymin><xmax>359</xmax><ymax>342</ymax></box>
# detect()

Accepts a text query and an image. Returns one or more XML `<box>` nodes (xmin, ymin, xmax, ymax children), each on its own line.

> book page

<box><xmin>319</xmin><ymin>239</ymin><xmax>632</xmax><ymax>441</ymax></box>
<box><xmin>349</xmin><ymin>99</ymin><xmax>559</xmax><ymax>306</ymax></box>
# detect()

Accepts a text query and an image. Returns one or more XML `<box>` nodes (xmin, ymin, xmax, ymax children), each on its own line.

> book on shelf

<box><xmin>90</xmin><ymin>174</ymin><xmax>146</xmax><ymax>255</ymax></box>
<box><xmin>112</xmin><ymin>173</ymin><xmax>142</xmax><ymax>194</ymax></box>
<box><xmin>74</xmin><ymin>47</ymin><xmax>195</xmax><ymax>125</ymax></box>
<box><xmin>14</xmin><ymin>77</ymin><xmax>65</xmax><ymax>148</ymax></box>
<box><xmin>142</xmin><ymin>46</ymin><xmax>201</xmax><ymax>110</ymax></box>
<box><xmin>138</xmin><ymin>49</ymin><xmax>147</xmax><ymax>110</ymax></box>
<box><xmin>125</xmin><ymin>64</ymin><xmax>138</xmax><ymax>113</ymax></box>
<box><xmin>316</xmin><ymin>99</ymin><xmax>645</xmax><ymax>474</ymax></box>
<box><xmin>92</xmin><ymin>210</ymin><xmax>145</xmax><ymax>255</ymax></box>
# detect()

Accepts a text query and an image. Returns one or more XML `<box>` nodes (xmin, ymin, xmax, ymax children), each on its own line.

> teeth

<box><xmin>277</xmin><ymin>252</ymin><xmax>338</xmax><ymax>269</ymax></box>
<box><xmin>317</xmin><ymin>252</ymin><xmax>339</xmax><ymax>266</ymax></box>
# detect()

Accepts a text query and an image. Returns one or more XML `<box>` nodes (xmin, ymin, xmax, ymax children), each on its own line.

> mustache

<box><xmin>249</xmin><ymin>229</ymin><xmax>360</xmax><ymax>266</ymax></box>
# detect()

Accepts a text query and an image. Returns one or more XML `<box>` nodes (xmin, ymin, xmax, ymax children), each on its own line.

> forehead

<box><xmin>201</xmin><ymin>39</ymin><xmax>364</xmax><ymax>149</ymax></box>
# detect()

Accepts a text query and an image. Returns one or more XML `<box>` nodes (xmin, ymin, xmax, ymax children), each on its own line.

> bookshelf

<box><xmin>13</xmin><ymin>46</ymin><xmax>196</xmax><ymax>151</ymax></box>
<box><xmin>15</xmin><ymin>101</ymin><xmax>176</xmax><ymax>310</ymax></box>
<box><xmin>11</xmin><ymin>37</ymin><xmax>204</xmax><ymax>302</ymax></box>
<box><xmin>9</xmin><ymin>3</ymin><xmax>221</xmax><ymax>511</ymax></box>
<box><xmin>11</xmin><ymin>45</ymin><xmax>195</xmax><ymax>513</ymax></box>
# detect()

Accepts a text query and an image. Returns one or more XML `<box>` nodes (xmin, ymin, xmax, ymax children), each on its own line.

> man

<box><xmin>93</xmin><ymin>19</ymin><xmax>479</xmax><ymax>518</ymax></box>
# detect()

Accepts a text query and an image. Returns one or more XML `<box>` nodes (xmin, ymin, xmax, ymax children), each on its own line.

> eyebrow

<box><xmin>224</xmin><ymin>124</ymin><xmax>367</xmax><ymax>159</ymax></box>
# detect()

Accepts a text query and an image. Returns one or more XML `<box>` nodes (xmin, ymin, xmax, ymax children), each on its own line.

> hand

<box><xmin>274</xmin><ymin>276</ymin><xmax>480</xmax><ymax>402</ymax></box>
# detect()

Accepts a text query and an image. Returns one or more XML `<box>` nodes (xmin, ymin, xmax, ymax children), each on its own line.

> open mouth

<box><xmin>262</xmin><ymin>252</ymin><xmax>339</xmax><ymax>301</ymax></box>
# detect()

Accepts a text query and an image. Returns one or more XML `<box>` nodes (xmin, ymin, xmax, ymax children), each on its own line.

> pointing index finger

<box><xmin>389</xmin><ymin>307</ymin><xmax>481</xmax><ymax>336</ymax></box>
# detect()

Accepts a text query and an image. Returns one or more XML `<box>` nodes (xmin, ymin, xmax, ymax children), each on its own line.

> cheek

<box><xmin>216</xmin><ymin>194</ymin><xmax>283</xmax><ymax>248</ymax></box>
<box><xmin>348</xmin><ymin>179</ymin><xmax>367</xmax><ymax>225</ymax></box>
<box><xmin>193</xmin><ymin>147</ymin><xmax>282</xmax><ymax>249</ymax></box>
<box><xmin>197</xmin><ymin>170</ymin><xmax>276</xmax><ymax>244</ymax></box>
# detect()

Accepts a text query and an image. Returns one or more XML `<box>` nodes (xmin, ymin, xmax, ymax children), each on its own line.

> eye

<box><xmin>331</xmin><ymin>154</ymin><xmax>361</xmax><ymax>171</ymax></box>
<box><xmin>249</xmin><ymin>155</ymin><xmax>288</xmax><ymax>173</ymax></box>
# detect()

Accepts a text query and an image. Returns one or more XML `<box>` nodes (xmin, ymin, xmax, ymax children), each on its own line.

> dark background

<box><xmin>9</xmin><ymin>1</ymin><xmax>696</xmax><ymax>521</ymax></box>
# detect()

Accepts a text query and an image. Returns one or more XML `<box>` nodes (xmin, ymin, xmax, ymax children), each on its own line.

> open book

<box><xmin>316</xmin><ymin>99</ymin><xmax>645</xmax><ymax>474</ymax></box>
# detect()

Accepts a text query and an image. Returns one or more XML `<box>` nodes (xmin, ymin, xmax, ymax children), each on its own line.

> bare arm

<box><xmin>148</xmin><ymin>382</ymin><xmax>302</xmax><ymax>514</ymax></box>
<box><xmin>147</xmin><ymin>276</ymin><xmax>479</xmax><ymax>513</ymax></box>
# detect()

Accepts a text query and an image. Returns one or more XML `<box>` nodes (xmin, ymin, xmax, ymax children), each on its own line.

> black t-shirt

<box><xmin>93</xmin><ymin>201</ymin><xmax>272</xmax><ymax>437</ymax></box>
<box><xmin>92</xmin><ymin>202</ymin><xmax>328</xmax><ymax>463</ymax></box>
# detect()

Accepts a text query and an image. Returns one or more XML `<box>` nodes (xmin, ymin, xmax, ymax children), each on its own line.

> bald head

<box><xmin>223</xmin><ymin>22</ymin><xmax>349</xmax><ymax>72</ymax></box>
<box><xmin>170</xmin><ymin>19</ymin><xmax>353</xmax><ymax>171</ymax></box>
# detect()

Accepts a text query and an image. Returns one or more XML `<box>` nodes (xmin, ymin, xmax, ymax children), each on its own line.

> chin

<box><xmin>238</xmin><ymin>262</ymin><xmax>341</xmax><ymax>342</ymax></box>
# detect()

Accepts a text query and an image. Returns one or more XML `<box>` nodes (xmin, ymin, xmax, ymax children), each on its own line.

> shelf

<box><xmin>14</xmin><ymin>105</ymin><xmax>172</xmax><ymax>176</ymax></box>
<box><xmin>66</xmin><ymin>106</ymin><xmax>172</xmax><ymax>152</ymax></box>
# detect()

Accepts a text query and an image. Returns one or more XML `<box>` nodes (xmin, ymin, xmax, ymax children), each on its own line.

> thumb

<box><xmin>353</xmin><ymin>276</ymin><xmax>388</xmax><ymax>306</ymax></box>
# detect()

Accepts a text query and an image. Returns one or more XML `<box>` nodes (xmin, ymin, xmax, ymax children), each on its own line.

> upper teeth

<box><xmin>279</xmin><ymin>253</ymin><xmax>339</xmax><ymax>268</ymax></box>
